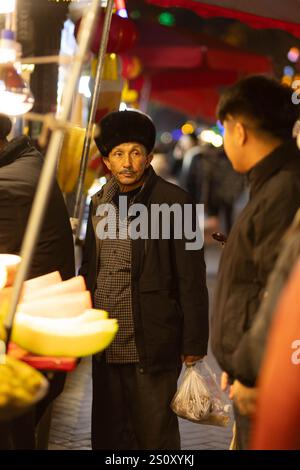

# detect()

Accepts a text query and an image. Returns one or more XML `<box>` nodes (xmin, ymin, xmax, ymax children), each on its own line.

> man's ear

<box><xmin>103</xmin><ymin>156</ymin><xmax>111</xmax><ymax>171</ymax></box>
<box><xmin>234</xmin><ymin>122</ymin><xmax>247</xmax><ymax>147</ymax></box>
<box><xmin>146</xmin><ymin>153</ymin><xmax>153</xmax><ymax>167</ymax></box>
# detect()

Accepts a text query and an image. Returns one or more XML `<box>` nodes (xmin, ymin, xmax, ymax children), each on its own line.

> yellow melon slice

<box><xmin>74</xmin><ymin>309</ymin><xmax>108</xmax><ymax>323</ymax></box>
<box><xmin>12</xmin><ymin>311</ymin><xmax>118</xmax><ymax>357</ymax></box>
<box><xmin>23</xmin><ymin>276</ymin><xmax>86</xmax><ymax>302</ymax></box>
<box><xmin>0</xmin><ymin>264</ymin><xmax>7</xmax><ymax>289</ymax></box>
<box><xmin>23</xmin><ymin>272</ymin><xmax>62</xmax><ymax>295</ymax></box>
<box><xmin>0</xmin><ymin>254</ymin><xmax>20</xmax><ymax>287</ymax></box>
<box><xmin>18</xmin><ymin>291</ymin><xmax>92</xmax><ymax>318</ymax></box>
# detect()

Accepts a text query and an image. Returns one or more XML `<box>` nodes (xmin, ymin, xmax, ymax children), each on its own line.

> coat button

<box><xmin>139</xmin><ymin>368</ymin><xmax>144</xmax><ymax>374</ymax></box>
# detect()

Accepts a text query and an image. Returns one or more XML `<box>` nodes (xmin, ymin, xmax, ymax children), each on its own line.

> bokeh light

<box><xmin>158</xmin><ymin>12</ymin><xmax>176</xmax><ymax>27</ymax></box>
<box><xmin>172</xmin><ymin>129</ymin><xmax>183</xmax><ymax>141</ymax></box>
<box><xmin>160</xmin><ymin>132</ymin><xmax>173</xmax><ymax>144</ymax></box>
<box><xmin>284</xmin><ymin>66</ymin><xmax>295</xmax><ymax>77</ymax></box>
<box><xmin>181</xmin><ymin>123</ymin><xmax>194</xmax><ymax>135</ymax></box>
<box><xmin>287</xmin><ymin>47</ymin><xmax>300</xmax><ymax>63</ymax></box>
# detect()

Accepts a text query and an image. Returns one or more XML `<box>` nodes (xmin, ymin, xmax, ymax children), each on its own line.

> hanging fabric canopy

<box><xmin>148</xmin><ymin>68</ymin><xmax>239</xmax><ymax>89</ymax></box>
<box><xmin>128</xmin><ymin>21</ymin><xmax>272</xmax><ymax>120</ymax></box>
<box><xmin>131</xmin><ymin>75</ymin><xmax>221</xmax><ymax>120</ymax></box>
<box><xmin>151</xmin><ymin>87</ymin><xmax>220</xmax><ymax>120</ymax></box>
<box><xmin>147</xmin><ymin>0</ymin><xmax>300</xmax><ymax>38</ymax></box>
<box><xmin>130</xmin><ymin>21</ymin><xmax>272</xmax><ymax>73</ymax></box>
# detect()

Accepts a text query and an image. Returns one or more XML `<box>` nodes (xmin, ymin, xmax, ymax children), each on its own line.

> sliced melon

<box><xmin>0</xmin><ymin>254</ymin><xmax>21</xmax><ymax>287</ymax></box>
<box><xmin>18</xmin><ymin>291</ymin><xmax>92</xmax><ymax>318</ymax></box>
<box><xmin>23</xmin><ymin>272</ymin><xmax>62</xmax><ymax>295</ymax></box>
<box><xmin>23</xmin><ymin>276</ymin><xmax>86</xmax><ymax>302</ymax></box>
<box><xmin>0</xmin><ymin>264</ymin><xmax>7</xmax><ymax>289</ymax></box>
<box><xmin>12</xmin><ymin>311</ymin><xmax>117</xmax><ymax>357</ymax></box>
<box><xmin>74</xmin><ymin>309</ymin><xmax>108</xmax><ymax>323</ymax></box>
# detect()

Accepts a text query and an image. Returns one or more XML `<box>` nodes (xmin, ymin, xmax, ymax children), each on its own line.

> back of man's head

<box><xmin>0</xmin><ymin>114</ymin><xmax>12</xmax><ymax>141</ymax></box>
<box><xmin>218</xmin><ymin>75</ymin><xmax>299</xmax><ymax>141</ymax></box>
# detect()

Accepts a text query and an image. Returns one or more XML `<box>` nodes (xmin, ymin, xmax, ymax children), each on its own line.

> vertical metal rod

<box><xmin>11</xmin><ymin>0</ymin><xmax>17</xmax><ymax>33</ymax></box>
<box><xmin>5</xmin><ymin>13</ymin><xmax>12</xmax><ymax>30</ymax></box>
<box><xmin>4</xmin><ymin>0</ymin><xmax>100</xmax><ymax>347</ymax></box>
<box><xmin>72</xmin><ymin>0</ymin><xmax>115</xmax><ymax>234</ymax></box>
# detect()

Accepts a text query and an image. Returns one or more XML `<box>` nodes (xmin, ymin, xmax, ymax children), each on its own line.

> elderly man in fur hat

<box><xmin>79</xmin><ymin>110</ymin><xmax>209</xmax><ymax>450</ymax></box>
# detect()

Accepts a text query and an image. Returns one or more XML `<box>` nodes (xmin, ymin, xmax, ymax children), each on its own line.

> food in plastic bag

<box><xmin>171</xmin><ymin>364</ymin><xmax>211</xmax><ymax>422</ymax></box>
<box><xmin>198</xmin><ymin>361</ymin><xmax>231</xmax><ymax>427</ymax></box>
<box><xmin>171</xmin><ymin>360</ymin><xmax>231</xmax><ymax>427</ymax></box>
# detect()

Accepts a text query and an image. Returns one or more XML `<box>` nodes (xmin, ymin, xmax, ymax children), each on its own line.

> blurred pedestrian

<box><xmin>179</xmin><ymin>133</ymin><xmax>203</xmax><ymax>202</ymax></box>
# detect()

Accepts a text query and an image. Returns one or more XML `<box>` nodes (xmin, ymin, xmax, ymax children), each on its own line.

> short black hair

<box><xmin>0</xmin><ymin>114</ymin><xmax>12</xmax><ymax>140</ymax></box>
<box><xmin>217</xmin><ymin>75</ymin><xmax>299</xmax><ymax>140</ymax></box>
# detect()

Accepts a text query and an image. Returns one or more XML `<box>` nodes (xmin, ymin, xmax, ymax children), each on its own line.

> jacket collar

<box><xmin>92</xmin><ymin>165</ymin><xmax>159</xmax><ymax>207</ymax></box>
<box><xmin>0</xmin><ymin>136</ymin><xmax>33</xmax><ymax>168</ymax></box>
<box><xmin>248</xmin><ymin>139</ymin><xmax>300</xmax><ymax>196</ymax></box>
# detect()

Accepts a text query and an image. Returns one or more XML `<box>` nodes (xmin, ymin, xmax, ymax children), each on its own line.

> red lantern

<box><xmin>75</xmin><ymin>13</ymin><xmax>138</xmax><ymax>54</ymax></box>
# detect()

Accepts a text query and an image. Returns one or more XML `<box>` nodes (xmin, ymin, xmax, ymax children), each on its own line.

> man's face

<box><xmin>104</xmin><ymin>142</ymin><xmax>153</xmax><ymax>188</ymax></box>
<box><xmin>223</xmin><ymin>116</ymin><xmax>247</xmax><ymax>173</ymax></box>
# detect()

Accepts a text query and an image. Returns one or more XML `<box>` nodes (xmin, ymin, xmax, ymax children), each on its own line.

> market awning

<box><xmin>130</xmin><ymin>75</ymin><xmax>220</xmax><ymax>120</ymax></box>
<box><xmin>128</xmin><ymin>20</ymin><xmax>272</xmax><ymax>120</ymax></box>
<box><xmin>147</xmin><ymin>0</ymin><xmax>300</xmax><ymax>38</ymax></box>
<box><xmin>151</xmin><ymin>87</ymin><xmax>220</xmax><ymax>121</ymax></box>
<box><xmin>130</xmin><ymin>21</ymin><xmax>273</xmax><ymax>74</ymax></box>
<box><xmin>131</xmin><ymin>67</ymin><xmax>238</xmax><ymax>91</ymax></box>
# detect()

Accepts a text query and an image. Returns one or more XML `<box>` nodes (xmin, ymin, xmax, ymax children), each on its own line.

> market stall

<box><xmin>0</xmin><ymin>0</ymin><xmax>119</xmax><ymax>426</ymax></box>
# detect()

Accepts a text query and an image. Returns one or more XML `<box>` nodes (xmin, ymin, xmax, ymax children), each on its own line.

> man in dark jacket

<box><xmin>79</xmin><ymin>110</ymin><xmax>209</xmax><ymax>450</ymax></box>
<box><xmin>0</xmin><ymin>114</ymin><xmax>75</xmax><ymax>449</ymax></box>
<box><xmin>211</xmin><ymin>76</ymin><xmax>300</xmax><ymax>449</ymax></box>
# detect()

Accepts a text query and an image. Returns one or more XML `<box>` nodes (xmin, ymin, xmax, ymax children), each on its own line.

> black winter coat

<box><xmin>79</xmin><ymin>166</ymin><xmax>209</xmax><ymax>373</ymax></box>
<box><xmin>0</xmin><ymin>136</ymin><xmax>75</xmax><ymax>280</ymax></box>
<box><xmin>233</xmin><ymin>209</ymin><xmax>300</xmax><ymax>386</ymax></box>
<box><xmin>212</xmin><ymin>139</ymin><xmax>300</xmax><ymax>378</ymax></box>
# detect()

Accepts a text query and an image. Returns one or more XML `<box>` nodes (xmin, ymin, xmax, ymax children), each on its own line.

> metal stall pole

<box><xmin>3</xmin><ymin>0</ymin><xmax>100</xmax><ymax>349</ymax></box>
<box><xmin>71</xmin><ymin>0</ymin><xmax>115</xmax><ymax>238</ymax></box>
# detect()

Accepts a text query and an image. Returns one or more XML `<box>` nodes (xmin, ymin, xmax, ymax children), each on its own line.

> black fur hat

<box><xmin>95</xmin><ymin>110</ymin><xmax>156</xmax><ymax>157</ymax></box>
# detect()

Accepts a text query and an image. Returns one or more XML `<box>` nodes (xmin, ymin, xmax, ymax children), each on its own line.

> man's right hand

<box><xmin>232</xmin><ymin>380</ymin><xmax>258</xmax><ymax>416</ymax></box>
<box><xmin>221</xmin><ymin>371</ymin><xmax>234</xmax><ymax>400</ymax></box>
<box><xmin>221</xmin><ymin>371</ymin><xmax>228</xmax><ymax>391</ymax></box>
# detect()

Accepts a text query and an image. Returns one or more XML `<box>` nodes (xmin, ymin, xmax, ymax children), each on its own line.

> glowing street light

<box><xmin>0</xmin><ymin>0</ymin><xmax>16</xmax><ymax>15</ymax></box>
<box><xmin>0</xmin><ymin>63</ymin><xmax>34</xmax><ymax>116</ymax></box>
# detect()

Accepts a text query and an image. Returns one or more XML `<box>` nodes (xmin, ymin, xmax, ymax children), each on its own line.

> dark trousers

<box><xmin>0</xmin><ymin>410</ymin><xmax>36</xmax><ymax>450</ymax></box>
<box><xmin>234</xmin><ymin>404</ymin><xmax>251</xmax><ymax>450</ymax></box>
<box><xmin>92</xmin><ymin>357</ymin><xmax>181</xmax><ymax>450</ymax></box>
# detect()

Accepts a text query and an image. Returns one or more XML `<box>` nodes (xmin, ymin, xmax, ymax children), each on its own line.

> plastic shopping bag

<box><xmin>171</xmin><ymin>360</ymin><xmax>231</xmax><ymax>427</ymax></box>
<box><xmin>171</xmin><ymin>364</ymin><xmax>211</xmax><ymax>422</ymax></box>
